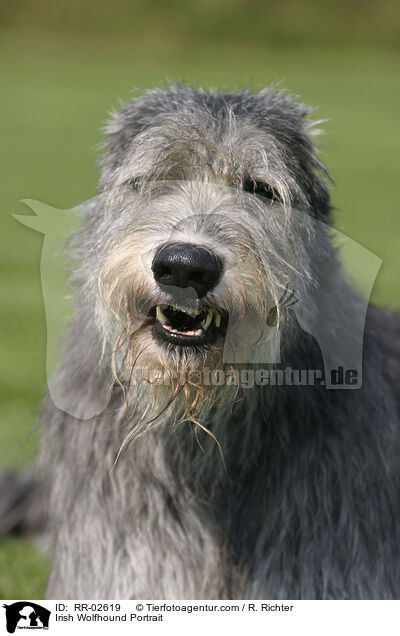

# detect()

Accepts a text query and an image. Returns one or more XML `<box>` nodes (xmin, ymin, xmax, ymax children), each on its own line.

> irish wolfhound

<box><xmin>37</xmin><ymin>85</ymin><xmax>400</xmax><ymax>599</ymax></box>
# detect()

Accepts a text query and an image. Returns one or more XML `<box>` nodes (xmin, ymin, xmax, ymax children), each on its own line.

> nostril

<box><xmin>189</xmin><ymin>270</ymin><xmax>206</xmax><ymax>284</ymax></box>
<box><xmin>153</xmin><ymin>264</ymin><xmax>172</xmax><ymax>278</ymax></box>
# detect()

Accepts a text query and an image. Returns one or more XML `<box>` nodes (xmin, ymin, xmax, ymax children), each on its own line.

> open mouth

<box><xmin>149</xmin><ymin>304</ymin><xmax>228</xmax><ymax>347</ymax></box>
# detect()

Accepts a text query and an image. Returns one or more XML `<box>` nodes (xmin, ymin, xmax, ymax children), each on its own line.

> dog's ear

<box><xmin>285</xmin><ymin>107</ymin><xmax>333</xmax><ymax>220</ymax></box>
<box><xmin>101</xmin><ymin>90</ymin><xmax>174</xmax><ymax>175</ymax></box>
<box><xmin>309</xmin><ymin>176</ymin><xmax>332</xmax><ymax>220</ymax></box>
<box><xmin>288</xmin><ymin>114</ymin><xmax>333</xmax><ymax>220</ymax></box>
<box><xmin>302</xmin><ymin>117</ymin><xmax>333</xmax><ymax>220</ymax></box>
<box><xmin>100</xmin><ymin>96</ymin><xmax>151</xmax><ymax>174</ymax></box>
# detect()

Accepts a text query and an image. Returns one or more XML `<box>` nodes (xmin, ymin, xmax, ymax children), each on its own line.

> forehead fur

<box><xmin>101</xmin><ymin>84</ymin><xmax>330</xmax><ymax>211</ymax></box>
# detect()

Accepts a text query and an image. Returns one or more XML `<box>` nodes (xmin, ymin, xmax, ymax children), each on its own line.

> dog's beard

<box><xmin>108</xmin><ymin>323</ymin><xmax>251</xmax><ymax>465</ymax></box>
<box><xmin>101</xmin><ymin>278</ymin><xmax>283</xmax><ymax>453</ymax></box>
<box><xmin>112</xmin><ymin>322</ymin><xmax>234</xmax><ymax>416</ymax></box>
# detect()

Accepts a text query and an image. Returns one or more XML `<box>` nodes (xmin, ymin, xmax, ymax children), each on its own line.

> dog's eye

<box><xmin>126</xmin><ymin>178</ymin><xmax>142</xmax><ymax>191</ymax></box>
<box><xmin>243</xmin><ymin>178</ymin><xmax>280</xmax><ymax>202</ymax></box>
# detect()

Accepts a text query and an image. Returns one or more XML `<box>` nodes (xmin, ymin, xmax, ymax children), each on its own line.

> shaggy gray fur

<box><xmin>40</xmin><ymin>85</ymin><xmax>400</xmax><ymax>599</ymax></box>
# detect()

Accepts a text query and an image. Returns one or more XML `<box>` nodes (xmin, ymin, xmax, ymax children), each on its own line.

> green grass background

<box><xmin>0</xmin><ymin>0</ymin><xmax>399</xmax><ymax>599</ymax></box>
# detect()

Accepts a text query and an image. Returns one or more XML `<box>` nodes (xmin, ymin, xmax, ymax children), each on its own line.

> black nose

<box><xmin>152</xmin><ymin>243</ymin><xmax>223</xmax><ymax>297</ymax></box>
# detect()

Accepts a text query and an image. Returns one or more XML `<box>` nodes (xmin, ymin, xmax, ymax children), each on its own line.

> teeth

<box><xmin>202</xmin><ymin>309</ymin><xmax>213</xmax><ymax>330</ymax></box>
<box><xmin>201</xmin><ymin>310</ymin><xmax>222</xmax><ymax>331</ymax></box>
<box><xmin>156</xmin><ymin>304</ymin><xmax>223</xmax><ymax>333</ymax></box>
<box><xmin>169</xmin><ymin>305</ymin><xmax>200</xmax><ymax>316</ymax></box>
<box><xmin>183</xmin><ymin>306</ymin><xmax>199</xmax><ymax>317</ymax></box>
<box><xmin>156</xmin><ymin>305</ymin><xmax>167</xmax><ymax>325</ymax></box>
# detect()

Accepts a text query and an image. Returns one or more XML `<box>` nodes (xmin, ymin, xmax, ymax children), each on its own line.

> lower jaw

<box><xmin>152</xmin><ymin>321</ymin><xmax>220</xmax><ymax>348</ymax></box>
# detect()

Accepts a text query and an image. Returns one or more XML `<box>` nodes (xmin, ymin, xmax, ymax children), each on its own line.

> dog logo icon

<box><xmin>2</xmin><ymin>602</ymin><xmax>50</xmax><ymax>633</ymax></box>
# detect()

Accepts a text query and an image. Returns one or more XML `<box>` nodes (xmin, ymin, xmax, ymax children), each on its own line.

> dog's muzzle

<box><xmin>149</xmin><ymin>242</ymin><xmax>227</xmax><ymax>347</ymax></box>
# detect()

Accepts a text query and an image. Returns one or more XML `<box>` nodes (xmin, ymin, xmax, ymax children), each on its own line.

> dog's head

<box><xmin>84</xmin><ymin>85</ymin><xmax>330</xmax><ymax>421</ymax></box>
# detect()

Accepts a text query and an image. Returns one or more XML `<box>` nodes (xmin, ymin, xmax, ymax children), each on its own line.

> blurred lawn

<box><xmin>0</xmin><ymin>25</ymin><xmax>399</xmax><ymax>598</ymax></box>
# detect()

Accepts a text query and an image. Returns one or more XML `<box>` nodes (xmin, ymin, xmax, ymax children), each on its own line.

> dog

<box><xmin>32</xmin><ymin>85</ymin><xmax>400</xmax><ymax>599</ymax></box>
